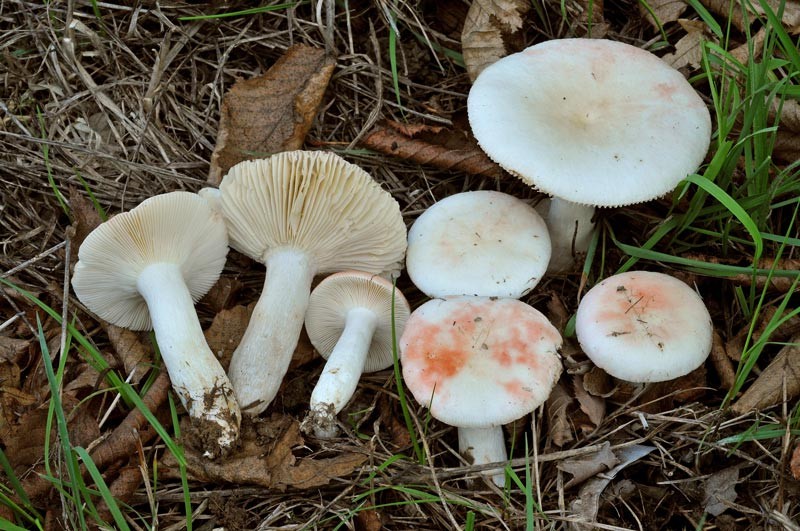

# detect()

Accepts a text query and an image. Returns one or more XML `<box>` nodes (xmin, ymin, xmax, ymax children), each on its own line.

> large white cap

<box><xmin>406</xmin><ymin>191</ymin><xmax>551</xmax><ymax>298</ymax></box>
<box><xmin>305</xmin><ymin>270</ymin><xmax>411</xmax><ymax>372</ymax></box>
<box><xmin>400</xmin><ymin>297</ymin><xmax>563</xmax><ymax>428</ymax></box>
<box><xmin>576</xmin><ymin>271</ymin><xmax>713</xmax><ymax>382</ymax></box>
<box><xmin>468</xmin><ymin>39</ymin><xmax>712</xmax><ymax>207</ymax></box>
<box><xmin>72</xmin><ymin>191</ymin><xmax>228</xmax><ymax>330</ymax></box>
<box><xmin>219</xmin><ymin>151</ymin><xmax>407</xmax><ymax>275</ymax></box>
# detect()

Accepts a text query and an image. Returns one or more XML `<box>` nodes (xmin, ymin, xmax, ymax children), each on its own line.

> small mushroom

<box><xmin>219</xmin><ymin>151</ymin><xmax>407</xmax><ymax>415</ymax></box>
<box><xmin>399</xmin><ymin>296</ymin><xmax>562</xmax><ymax>486</ymax></box>
<box><xmin>71</xmin><ymin>191</ymin><xmax>240</xmax><ymax>457</ymax></box>
<box><xmin>468</xmin><ymin>39</ymin><xmax>712</xmax><ymax>271</ymax></box>
<box><xmin>302</xmin><ymin>270</ymin><xmax>411</xmax><ymax>438</ymax></box>
<box><xmin>406</xmin><ymin>190</ymin><xmax>551</xmax><ymax>298</ymax></box>
<box><xmin>575</xmin><ymin>271</ymin><xmax>713</xmax><ymax>382</ymax></box>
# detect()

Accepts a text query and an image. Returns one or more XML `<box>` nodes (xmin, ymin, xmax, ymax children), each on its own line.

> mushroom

<box><xmin>219</xmin><ymin>151</ymin><xmax>407</xmax><ymax>415</ymax></box>
<box><xmin>399</xmin><ymin>296</ymin><xmax>562</xmax><ymax>486</ymax></box>
<box><xmin>406</xmin><ymin>190</ymin><xmax>551</xmax><ymax>298</ymax></box>
<box><xmin>575</xmin><ymin>270</ymin><xmax>713</xmax><ymax>383</ymax></box>
<box><xmin>468</xmin><ymin>38</ymin><xmax>712</xmax><ymax>271</ymax></box>
<box><xmin>302</xmin><ymin>270</ymin><xmax>411</xmax><ymax>438</ymax></box>
<box><xmin>71</xmin><ymin>191</ymin><xmax>240</xmax><ymax>457</ymax></box>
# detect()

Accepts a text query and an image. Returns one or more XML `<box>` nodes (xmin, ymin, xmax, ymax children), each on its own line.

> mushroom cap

<box><xmin>406</xmin><ymin>191</ymin><xmax>551</xmax><ymax>298</ymax></box>
<box><xmin>218</xmin><ymin>151</ymin><xmax>407</xmax><ymax>275</ymax></box>
<box><xmin>468</xmin><ymin>38</ymin><xmax>712</xmax><ymax>207</ymax></box>
<box><xmin>72</xmin><ymin>191</ymin><xmax>229</xmax><ymax>331</ymax></box>
<box><xmin>575</xmin><ymin>270</ymin><xmax>713</xmax><ymax>382</ymax></box>
<box><xmin>305</xmin><ymin>271</ymin><xmax>411</xmax><ymax>372</ymax></box>
<box><xmin>400</xmin><ymin>297</ymin><xmax>563</xmax><ymax>428</ymax></box>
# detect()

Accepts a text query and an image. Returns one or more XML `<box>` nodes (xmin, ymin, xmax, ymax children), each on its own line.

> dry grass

<box><xmin>2</xmin><ymin>0</ymin><xmax>799</xmax><ymax>530</ymax></box>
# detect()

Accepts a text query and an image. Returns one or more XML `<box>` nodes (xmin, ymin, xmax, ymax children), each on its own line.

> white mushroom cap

<box><xmin>406</xmin><ymin>191</ymin><xmax>551</xmax><ymax>298</ymax></box>
<box><xmin>575</xmin><ymin>270</ymin><xmax>713</xmax><ymax>382</ymax></box>
<box><xmin>219</xmin><ymin>151</ymin><xmax>407</xmax><ymax>275</ymax></box>
<box><xmin>400</xmin><ymin>296</ymin><xmax>563</xmax><ymax>428</ymax></box>
<box><xmin>468</xmin><ymin>38</ymin><xmax>712</xmax><ymax>207</ymax></box>
<box><xmin>72</xmin><ymin>191</ymin><xmax>228</xmax><ymax>330</ymax></box>
<box><xmin>306</xmin><ymin>271</ymin><xmax>411</xmax><ymax>372</ymax></box>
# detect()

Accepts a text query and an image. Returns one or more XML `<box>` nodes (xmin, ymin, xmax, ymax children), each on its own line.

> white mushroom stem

<box><xmin>228</xmin><ymin>248</ymin><xmax>316</xmax><ymax>414</ymax></box>
<box><xmin>458</xmin><ymin>426</ymin><xmax>508</xmax><ymax>487</ymax></box>
<box><xmin>136</xmin><ymin>262</ymin><xmax>240</xmax><ymax>456</ymax></box>
<box><xmin>544</xmin><ymin>198</ymin><xmax>596</xmax><ymax>273</ymax></box>
<box><xmin>307</xmin><ymin>307</ymin><xmax>379</xmax><ymax>438</ymax></box>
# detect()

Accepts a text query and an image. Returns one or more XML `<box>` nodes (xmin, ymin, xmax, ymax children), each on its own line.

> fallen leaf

<box><xmin>68</xmin><ymin>187</ymin><xmax>103</xmax><ymax>262</ymax></box>
<box><xmin>699</xmin><ymin>0</ymin><xmax>800</xmax><ymax>32</ymax></box>
<box><xmin>640</xmin><ymin>0</ymin><xmax>688</xmax><ymax>28</ymax></box>
<box><xmin>105</xmin><ymin>326</ymin><xmax>153</xmax><ymax>385</ymax></box>
<box><xmin>546</xmin><ymin>381</ymin><xmax>574</xmax><ymax>447</ymax></box>
<box><xmin>0</xmin><ymin>336</ymin><xmax>29</xmax><ymax>363</ymax></box>
<box><xmin>662</xmin><ymin>19</ymin><xmax>707</xmax><ymax>70</ymax></box>
<box><xmin>204</xmin><ymin>304</ymin><xmax>252</xmax><ymax>371</ymax></box>
<box><xmin>461</xmin><ymin>0</ymin><xmax>531</xmax><ymax>82</ymax></box>
<box><xmin>704</xmin><ymin>465</ymin><xmax>741</xmax><ymax>516</ymax></box>
<box><xmin>732</xmin><ymin>335</ymin><xmax>800</xmax><ymax>414</ymax></box>
<box><xmin>729</xmin><ymin>27</ymin><xmax>767</xmax><ymax>65</ymax></box>
<box><xmin>557</xmin><ymin>441</ymin><xmax>618</xmax><ymax>489</ymax></box>
<box><xmin>377</xmin><ymin>393</ymin><xmax>412</xmax><ymax>449</ymax></box>
<box><xmin>582</xmin><ymin>366</ymin><xmax>616</xmax><ymax>398</ymax></box>
<box><xmin>710</xmin><ymin>331</ymin><xmax>736</xmax><ymax>390</ymax></box>
<box><xmin>208</xmin><ymin>44</ymin><xmax>336</xmax><ymax>185</ymax></box>
<box><xmin>572</xmin><ymin>374</ymin><xmax>605</xmax><ymax>428</ymax></box>
<box><xmin>790</xmin><ymin>443</ymin><xmax>800</xmax><ymax>480</ymax></box>
<box><xmin>573</xmin><ymin>0</ymin><xmax>609</xmax><ymax>38</ymax></box>
<box><xmin>545</xmin><ymin>292</ymin><xmax>570</xmax><ymax>334</ymax></box>
<box><xmin>360</xmin><ymin>120</ymin><xmax>503</xmax><ymax>179</ymax></box>
<box><xmin>201</xmin><ymin>277</ymin><xmax>244</xmax><ymax>314</ymax></box>
<box><xmin>97</xmin><ymin>465</ymin><xmax>142</xmax><ymax>525</ymax></box>
<box><xmin>568</xmin><ymin>445</ymin><xmax>656</xmax><ymax>530</ymax></box>
<box><xmin>355</xmin><ymin>506</ymin><xmax>383</xmax><ymax>531</ymax></box>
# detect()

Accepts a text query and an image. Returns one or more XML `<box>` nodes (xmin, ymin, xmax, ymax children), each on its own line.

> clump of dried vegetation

<box><xmin>1</xmin><ymin>0</ymin><xmax>799</xmax><ymax>529</ymax></box>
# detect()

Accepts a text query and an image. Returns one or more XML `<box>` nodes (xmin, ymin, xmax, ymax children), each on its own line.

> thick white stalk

<box><xmin>306</xmin><ymin>307</ymin><xmax>378</xmax><ymax>438</ymax></box>
<box><xmin>137</xmin><ymin>263</ymin><xmax>240</xmax><ymax>457</ymax></box>
<box><xmin>543</xmin><ymin>198</ymin><xmax>596</xmax><ymax>273</ymax></box>
<box><xmin>229</xmin><ymin>248</ymin><xmax>315</xmax><ymax>414</ymax></box>
<box><xmin>458</xmin><ymin>426</ymin><xmax>508</xmax><ymax>487</ymax></box>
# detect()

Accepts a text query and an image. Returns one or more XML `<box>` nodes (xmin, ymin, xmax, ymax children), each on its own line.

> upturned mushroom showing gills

<box><xmin>400</xmin><ymin>296</ymin><xmax>562</xmax><ymax>486</ymax></box>
<box><xmin>468</xmin><ymin>38</ymin><xmax>712</xmax><ymax>272</ymax></box>
<box><xmin>576</xmin><ymin>271</ymin><xmax>713</xmax><ymax>383</ymax></box>
<box><xmin>302</xmin><ymin>271</ymin><xmax>411</xmax><ymax>438</ymax></box>
<box><xmin>406</xmin><ymin>190</ymin><xmax>551</xmax><ymax>298</ymax></box>
<box><xmin>71</xmin><ymin>191</ymin><xmax>240</xmax><ymax>457</ymax></box>
<box><xmin>219</xmin><ymin>151</ymin><xmax>407</xmax><ymax>415</ymax></box>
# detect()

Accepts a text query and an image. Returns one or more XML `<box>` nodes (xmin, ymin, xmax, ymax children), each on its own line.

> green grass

<box><xmin>177</xmin><ymin>2</ymin><xmax>301</xmax><ymax>21</ymax></box>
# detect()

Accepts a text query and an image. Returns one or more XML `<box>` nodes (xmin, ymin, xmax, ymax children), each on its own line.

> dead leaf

<box><xmin>204</xmin><ymin>304</ymin><xmax>252</xmax><ymax>371</ymax></box>
<box><xmin>640</xmin><ymin>0</ymin><xmax>688</xmax><ymax>28</ymax></box>
<box><xmin>790</xmin><ymin>443</ymin><xmax>800</xmax><ymax>480</ymax></box>
<box><xmin>732</xmin><ymin>335</ymin><xmax>800</xmax><ymax>414</ymax></box>
<box><xmin>360</xmin><ymin>120</ymin><xmax>503</xmax><ymax>179</ymax></box>
<box><xmin>208</xmin><ymin>44</ymin><xmax>336</xmax><ymax>185</ymax></box>
<box><xmin>710</xmin><ymin>331</ymin><xmax>736</xmax><ymax>390</ymax></box>
<box><xmin>546</xmin><ymin>381</ymin><xmax>574</xmax><ymax>447</ymax></box>
<box><xmin>662</xmin><ymin>19</ymin><xmax>707</xmax><ymax>70</ymax></box>
<box><xmin>355</xmin><ymin>506</ymin><xmax>383</xmax><ymax>531</ymax></box>
<box><xmin>201</xmin><ymin>277</ymin><xmax>244</xmax><ymax>314</ymax></box>
<box><xmin>68</xmin><ymin>187</ymin><xmax>103</xmax><ymax>262</ymax></box>
<box><xmin>573</xmin><ymin>0</ymin><xmax>609</xmax><ymax>38</ymax></box>
<box><xmin>557</xmin><ymin>441</ymin><xmax>618</xmax><ymax>489</ymax></box>
<box><xmin>106</xmin><ymin>326</ymin><xmax>153</xmax><ymax>385</ymax></box>
<box><xmin>377</xmin><ymin>393</ymin><xmax>412</xmax><ymax>449</ymax></box>
<box><xmin>729</xmin><ymin>27</ymin><xmax>767</xmax><ymax>65</ymax></box>
<box><xmin>572</xmin><ymin>375</ymin><xmax>605</xmax><ymax>428</ymax></box>
<box><xmin>704</xmin><ymin>465</ymin><xmax>741</xmax><ymax>516</ymax></box>
<box><xmin>461</xmin><ymin>0</ymin><xmax>531</xmax><ymax>82</ymax></box>
<box><xmin>699</xmin><ymin>0</ymin><xmax>800</xmax><ymax>32</ymax></box>
<box><xmin>582</xmin><ymin>366</ymin><xmax>616</xmax><ymax>398</ymax></box>
<box><xmin>545</xmin><ymin>292</ymin><xmax>570</xmax><ymax>334</ymax></box>
<box><xmin>0</xmin><ymin>336</ymin><xmax>29</xmax><ymax>363</ymax></box>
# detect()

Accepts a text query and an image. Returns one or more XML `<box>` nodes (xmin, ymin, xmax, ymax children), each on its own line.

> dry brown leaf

<box><xmin>640</xmin><ymin>0</ymin><xmax>688</xmax><ymax>28</ymax></box>
<box><xmin>729</xmin><ymin>27</ymin><xmax>767</xmax><ymax>65</ymax></box>
<box><xmin>204</xmin><ymin>304</ymin><xmax>252</xmax><ymax>371</ymax></box>
<box><xmin>732</xmin><ymin>335</ymin><xmax>800</xmax><ymax>414</ymax></box>
<box><xmin>208</xmin><ymin>44</ymin><xmax>336</xmax><ymax>185</ymax></box>
<box><xmin>558</xmin><ymin>441</ymin><xmax>618</xmax><ymax>489</ymax></box>
<box><xmin>68</xmin><ymin>187</ymin><xmax>102</xmax><ymax>262</ymax></box>
<box><xmin>699</xmin><ymin>0</ymin><xmax>800</xmax><ymax>32</ymax></box>
<box><xmin>704</xmin><ymin>465</ymin><xmax>741</xmax><ymax>516</ymax></box>
<box><xmin>726</xmin><ymin>306</ymin><xmax>800</xmax><ymax>361</ymax></box>
<box><xmin>360</xmin><ymin>120</ymin><xmax>503</xmax><ymax>179</ymax></box>
<box><xmin>97</xmin><ymin>465</ymin><xmax>142</xmax><ymax>525</ymax></box>
<box><xmin>662</xmin><ymin>19</ymin><xmax>707</xmax><ymax>70</ymax></box>
<box><xmin>545</xmin><ymin>292</ymin><xmax>570</xmax><ymax>334</ymax></box>
<box><xmin>461</xmin><ymin>0</ymin><xmax>531</xmax><ymax>82</ymax></box>
<box><xmin>572</xmin><ymin>375</ymin><xmax>605</xmax><ymax>428</ymax></box>
<box><xmin>201</xmin><ymin>277</ymin><xmax>244</xmax><ymax>314</ymax></box>
<box><xmin>0</xmin><ymin>336</ymin><xmax>29</xmax><ymax>363</ymax></box>
<box><xmin>378</xmin><ymin>393</ymin><xmax>412</xmax><ymax>449</ymax></box>
<box><xmin>774</xmin><ymin>129</ymin><xmax>800</xmax><ymax>162</ymax></box>
<box><xmin>546</xmin><ymin>381</ymin><xmax>574</xmax><ymax>447</ymax></box>
<box><xmin>710</xmin><ymin>331</ymin><xmax>736</xmax><ymax>390</ymax></box>
<box><xmin>574</xmin><ymin>0</ymin><xmax>609</xmax><ymax>38</ymax></box>
<box><xmin>791</xmin><ymin>443</ymin><xmax>800</xmax><ymax>480</ymax></box>
<box><xmin>355</xmin><ymin>506</ymin><xmax>384</xmax><ymax>531</ymax></box>
<box><xmin>582</xmin><ymin>366</ymin><xmax>616</xmax><ymax>398</ymax></box>
<box><xmin>105</xmin><ymin>326</ymin><xmax>153</xmax><ymax>385</ymax></box>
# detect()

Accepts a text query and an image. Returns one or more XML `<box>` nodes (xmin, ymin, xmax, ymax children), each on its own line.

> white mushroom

<box><xmin>302</xmin><ymin>270</ymin><xmax>411</xmax><ymax>438</ymax></box>
<box><xmin>468</xmin><ymin>38</ymin><xmax>712</xmax><ymax>271</ymax></box>
<box><xmin>400</xmin><ymin>296</ymin><xmax>563</xmax><ymax>486</ymax></box>
<box><xmin>406</xmin><ymin>190</ymin><xmax>551</xmax><ymax>298</ymax></box>
<box><xmin>71</xmin><ymin>191</ymin><xmax>240</xmax><ymax>457</ymax></box>
<box><xmin>219</xmin><ymin>151</ymin><xmax>407</xmax><ymax>415</ymax></box>
<box><xmin>576</xmin><ymin>270</ymin><xmax>713</xmax><ymax>382</ymax></box>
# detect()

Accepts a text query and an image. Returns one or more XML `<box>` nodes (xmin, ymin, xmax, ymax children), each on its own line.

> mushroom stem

<box><xmin>306</xmin><ymin>307</ymin><xmax>379</xmax><ymax>438</ymax></box>
<box><xmin>457</xmin><ymin>426</ymin><xmax>508</xmax><ymax>487</ymax></box>
<box><xmin>543</xmin><ymin>198</ymin><xmax>595</xmax><ymax>273</ymax></box>
<box><xmin>229</xmin><ymin>248</ymin><xmax>316</xmax><ymax>415</ymax></box>
<box><xmin>136</xmin><ymin>263</ymin><xmax>240</xmax><ymax>457</ymax></box>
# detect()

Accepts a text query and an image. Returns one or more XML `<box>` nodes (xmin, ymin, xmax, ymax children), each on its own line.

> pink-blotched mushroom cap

<box><xmin>576</xmin><ymin>271</ymin><xmax>713</xmax><ymax>382</ymax></box>
<box><xmin>468</xmin><ymin>39</ymin><xmax>712</xmax><ymax>207</ymax></box>
<box><xmin>400</xmin><ymin>297</ymin><xmax>563</xmax><ymax>427</ymax></box>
